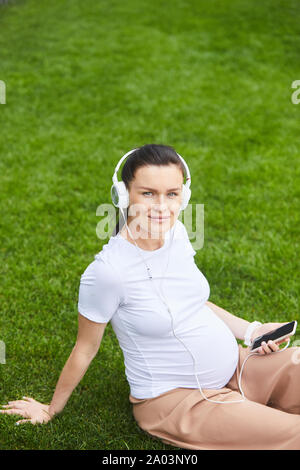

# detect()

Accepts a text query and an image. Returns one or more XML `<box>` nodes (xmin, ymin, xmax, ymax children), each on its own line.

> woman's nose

<box><xmin>153</xmin><ymin>195</ymin><xmax>169</xmax><ymax>210</ymax></box>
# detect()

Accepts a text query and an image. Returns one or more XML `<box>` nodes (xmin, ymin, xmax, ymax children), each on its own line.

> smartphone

<box><xmin>250</xmin><ymin>321</ymin><xmax>297</xmax><ymax>352</ymax></box>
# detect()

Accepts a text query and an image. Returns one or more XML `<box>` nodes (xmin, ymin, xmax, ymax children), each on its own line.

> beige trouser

<box><xmin>129</xmin><ymin>344</ymin><xmax>300</xmax><ymax>450</ymax></box>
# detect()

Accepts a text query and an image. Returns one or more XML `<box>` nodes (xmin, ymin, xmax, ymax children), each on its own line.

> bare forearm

<box><xmin>206</xmin><ymin>301</ymin><xmax>250</xmax><ymax>340</ymax></box>
<box><xmin>48</xmin><ymin>347</ymin><xmax>95</xmax><ymax>417</ymax></box>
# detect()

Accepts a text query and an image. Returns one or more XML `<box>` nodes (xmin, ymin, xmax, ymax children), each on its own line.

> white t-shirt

<box><xmin>77</xmin><ymin>219</ymin><xmax>239</xmax><ymax>399</ymax></box>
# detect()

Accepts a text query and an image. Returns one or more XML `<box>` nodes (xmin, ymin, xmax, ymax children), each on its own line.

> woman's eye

<box><xmin>142</xmin><ymin>192</ymin><xmax>178</xmax><ymax>197</ymax></box>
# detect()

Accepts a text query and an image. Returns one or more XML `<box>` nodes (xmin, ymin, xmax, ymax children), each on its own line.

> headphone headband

<box><xmin>112</xmin><ymin>147</ymin><xmax>191</xmax><ymax>188</ymax></box>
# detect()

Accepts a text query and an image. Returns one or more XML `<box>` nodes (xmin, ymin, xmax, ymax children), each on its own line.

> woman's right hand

<box><xmin>0</xmin><ymin>396</ymin><xmax>53</xmax><ymax>425</ymax></box>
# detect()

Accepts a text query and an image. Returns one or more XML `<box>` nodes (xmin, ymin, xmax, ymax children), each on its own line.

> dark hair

<box><xmin>112</xmin><ymin>144</ymin><xmax>186</xmax><ymax>236</ymax></box>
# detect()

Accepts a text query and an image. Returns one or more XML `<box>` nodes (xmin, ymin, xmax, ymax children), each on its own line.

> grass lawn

<box><xmin>0</xmin><ymin>0</ymin><xmax>299</xmax><ymax>450</ymax></box>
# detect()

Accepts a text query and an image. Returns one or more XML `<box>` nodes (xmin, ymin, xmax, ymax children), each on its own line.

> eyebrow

<box><xmin>137</xmin><ymin>186</ymin><xmax>181</xmax><ymax>191</ymax></box>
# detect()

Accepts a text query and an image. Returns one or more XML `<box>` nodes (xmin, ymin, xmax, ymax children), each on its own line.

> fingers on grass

<box><xmin>16</xmin><ymin>419</ymin><xmax>32</xmax><ymax>425</ymax></box>
<box><xmin>1</xmin><ymin>408</ymin><xmax>25</xmax><ymax>415</ymax></box>
<box><xmin>2</xmin><ymin>402</ymin><xmax>27</xmax><ymax>409</ymax></box>
<box><xmin>6</xmin><ymin>400</ymin><xmax>26</xmax><ymax>407</ymax></box>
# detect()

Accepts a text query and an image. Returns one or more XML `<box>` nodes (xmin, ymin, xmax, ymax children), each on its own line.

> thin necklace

<box><xmin>119</xmin><ymin>210</ymin><xmax>175</xmax><ymax>301</ymax></box>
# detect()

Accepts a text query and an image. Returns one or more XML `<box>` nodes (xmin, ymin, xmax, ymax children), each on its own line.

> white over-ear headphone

<box><xmin>109</xmin><ymin>148</ymin><xmax>291</xmax><ymax>405</ymax></box>
<box><xmin>110</xmin><ymin>147</ymin><xmax>192</xmax><ymax>211</ymax></box>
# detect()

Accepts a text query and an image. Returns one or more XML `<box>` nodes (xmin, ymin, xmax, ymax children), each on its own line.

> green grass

<box><xmin>0</xmin><ymin>0</ymin><xmax>299</xmax><ymax>450</ymax></box>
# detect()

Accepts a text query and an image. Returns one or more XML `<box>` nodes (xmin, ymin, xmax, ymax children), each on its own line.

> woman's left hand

<box><xmin>250</xmin><ymin>322</ymin><xmax>290</xmax><ymax>355</ymax></box>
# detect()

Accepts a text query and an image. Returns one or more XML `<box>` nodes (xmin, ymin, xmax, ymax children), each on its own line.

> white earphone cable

<box><xmin>118</xmin><ymin>209</ymin><xmax>291</xmax><ymax>405</ymax></box>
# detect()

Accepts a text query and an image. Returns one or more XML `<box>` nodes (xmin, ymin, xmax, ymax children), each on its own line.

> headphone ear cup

<box><xmin>180</xmin><ymin>184</ymin><xmax>191</xmax><ymax>211</ymax></box>
<box><xmin>111</xmin><ymin>181</ymin><xmax>129</xmax><ymax>209</ymax></box>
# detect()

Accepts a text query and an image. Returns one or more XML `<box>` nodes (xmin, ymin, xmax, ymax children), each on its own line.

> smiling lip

<box><xmin>148</xmin><ymin>216</ymin><xmax>170</xmax><ymax>221</ymax></box>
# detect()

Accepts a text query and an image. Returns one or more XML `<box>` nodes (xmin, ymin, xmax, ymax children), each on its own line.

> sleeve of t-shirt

<box><xmin>77</xmin><ymin>258</ymin><xmax>125</xmax><ymax>324</ymax></box>
<box><xmin>180</xmin><ymin>221</ymin><xmax>196</xmax><ymax>257</ymax></box>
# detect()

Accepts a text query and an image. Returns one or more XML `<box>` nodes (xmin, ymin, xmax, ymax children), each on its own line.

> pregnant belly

<box><xmin>160</xmin><ymin>304</ymin><xmax>240</xmax><ymax>388</ymax></box>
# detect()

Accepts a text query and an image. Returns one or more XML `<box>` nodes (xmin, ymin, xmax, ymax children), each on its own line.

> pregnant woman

<box><xmin>1</xmin><ymin>144</ymin><xmax>300</xmax><ymax>450</ymax></box>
